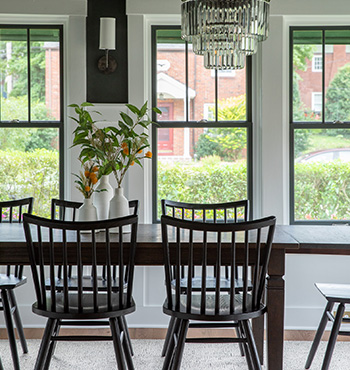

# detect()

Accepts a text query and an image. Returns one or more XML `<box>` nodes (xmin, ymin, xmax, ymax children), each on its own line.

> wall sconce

<box><xmin>98</xmin><ymin>17</ymin><xmax>117</xmax><ymax>74</ymax></box>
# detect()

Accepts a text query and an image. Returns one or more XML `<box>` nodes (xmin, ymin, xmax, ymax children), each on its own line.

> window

<box><xmin>152</xmin><ymin>26</ymin><xmax>252</xmax><ymax>222</ymax></box>
<box><xmin>311</xmin><ymin>92</ymin><xmax>322</xmax><ymax>114</ymax></box>
<box><xmin>291</xmin><ymin>27</ymin><xmax>350</xmax><ymax>223</ymax></box>
<box><xmin>0</xmin><ymin>26</ymin><xmax>63</xmax><ymax>218</ymax></box>
<box><xmin>312</xmin><ymin>55</ymin><xmax>322</xmax><ymax>72</ymax></box>
<box><xmin>203</xmin><ymin>103</ymin><xmax>215</xmax><ymax>121</ymax></box>
<box><xmin>210</xmin><ymin>69</ymin><xmax>236</xmax><ymax>78</ymax></box>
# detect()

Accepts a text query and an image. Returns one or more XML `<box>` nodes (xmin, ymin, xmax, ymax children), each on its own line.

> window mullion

<box><xmin>185</xmin><ymin>41</ymin><xmax>189</xmax><ymax>122</ymax></box>
<box><xmin>27</xmin><ymin>28</ymin><xmax>31</xmax><ymax>124</ymax></box>
<box><xmin>215</xmin><ymin>70</ymin><xmax>218</xmax><ymax>122</ymax></box>
<box><xmin>322</xmin><ymin>29</ymin><xmax>325</xmax><ymax>123</ymax></box>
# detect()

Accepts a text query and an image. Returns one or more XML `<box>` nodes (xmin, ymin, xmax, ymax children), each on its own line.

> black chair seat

<box><xmin>0</xmin><ymin>274</ymin><xmax>27</xmax><ymax>290</ymax></box>
<box><xmin>45</xmin><ymin>276</ymin><xmax>126</xmax><ymax>292</ymax></box>
<box><xmin>32</xmin><ymin>294</ymin><xmax>136</xmax><ymax>319</ymax></box>
<box><xmin>316</xmin><ymin>282</ymin><xmax>350</xmax><ymax>303</ymax></box>
<box><xmin>173</xmin><ymin>276</ymin><xmax>252</xmax><ymax>291</ymax></box>
<box><xmin>163</xmin><ymin>294</ymin><xmax>266</xmax><ymax>321</ymax></box>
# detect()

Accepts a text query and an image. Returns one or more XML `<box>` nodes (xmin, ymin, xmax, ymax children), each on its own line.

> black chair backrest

<box><xmin>161</xmin><ymin>214</ymin><xmax>276</xmax><ymax>315</ymax></box>
<box><xmin>162</xmin><ymin>199</ymin><xmax>249</xmax><ymax>279</ymax></box>
<box><xmin>161</xmin><ymin>199</ymin><xmax>249</xmax><ymax>223</ymax></box>
<box><xmin>0</xmin><ymin>198</ymin><xmax>33</xmax><ymax>224</ymax></box>
<box><xmin>0</xmin><ymin>197</ymin><xmax>33</xmax><ymax>279</ymax></box>
<box><xmin>51</xmin><ymin>199</ymin><xmax>139</xmax><ymax>280</ymax></box>
<box><xmin>51</xmin><ymin>199</ymin><xmax>82</xmax><ymax>221</ymax></box>
<box><xmin>23</xmin><ymin>214</ymin><xmax>138</xmax><ymax>313</ymax></box>
<box><xmin>51</xmin><ymin>199</ymin><xmax>139</xmax><ymax>221</ymax></box>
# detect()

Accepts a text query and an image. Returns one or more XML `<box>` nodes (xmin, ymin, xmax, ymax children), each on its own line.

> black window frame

<box><xmin>151</xmin><ymin>25</ymin><xmax>253</xmax><ymax>223</ymax></box>
<box><xmin>289</xmin><ymin>25</ymin><xmax>350</xmax><ymax>225</ymax></box>
<box><xmin>0</xmin><ymin>24</ymin><xmax>64</xmax><ymax>199</ymax></box>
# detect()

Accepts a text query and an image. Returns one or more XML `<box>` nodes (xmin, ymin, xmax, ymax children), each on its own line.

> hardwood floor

<box><xmin>1</xmin><ymin>328</ymin><xmax>349</xmax><ymax>341</ymax></box>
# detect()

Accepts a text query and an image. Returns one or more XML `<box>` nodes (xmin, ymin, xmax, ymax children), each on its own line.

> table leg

<box><xmin>252</xmin><ymin>316</ymin><xmax>264</xmax><ymax>365</ymax></box>
<box><xmin>267</xmin><ymin>249</ymin><xmax>285</xmax><ymax>370</ymax></box>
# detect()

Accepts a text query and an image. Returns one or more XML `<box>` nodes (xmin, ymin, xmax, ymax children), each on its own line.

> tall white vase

<box><xmin>77</xmin><ymin>198</ymin><xmax>98</xmax><ymax>222</ymax></box>
<box><xmin>109</xmin><ymin>187</ymin><xmax>130</xmax><ymax>233</ymax></box>
<box><xmin>93</xmin><ymin>175</ymin><xmax>113</xmax><ymax>220</ymax></box>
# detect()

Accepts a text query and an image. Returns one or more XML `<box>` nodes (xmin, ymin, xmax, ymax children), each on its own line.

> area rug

<box><xmin>1</xmin><ymin>339</ymin><xmax>350</xmax><ymax>369</ymax></box>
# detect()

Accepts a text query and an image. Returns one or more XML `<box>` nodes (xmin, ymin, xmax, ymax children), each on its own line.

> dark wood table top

<box><xmin>279</xmin><ymin>225</ymin><xmax>350</xmax><ymax>254</ymax></box>
<box><xmin>0</xmin><ymin>223</ymin><xmax>299</xmax><ymax>265</ymax></box>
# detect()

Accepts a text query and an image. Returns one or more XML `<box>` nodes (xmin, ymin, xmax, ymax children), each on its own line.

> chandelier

<box><xmin>181</xmin><ymin>0</ymin><xmax>271</xmax><ymax>70</ymax></box>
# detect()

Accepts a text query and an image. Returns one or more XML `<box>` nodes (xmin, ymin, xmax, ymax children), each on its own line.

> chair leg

<box><xmin>1</xmin><ymin>289</ymin><xmax>20</xmax><ymax>370</ymax></box>
<box><xmin>34</xmin><ymin>318</ymin><xmax>57</xmax><ymax>370</ymax></box>
<box><xmin>235</xmin><ymin>321</ymin><xmax>245</xmax><ymax>357</ymax></box>
<box><xmin>239</xmin><ymin>321</ymin><xmax>254</xmax><ymax>370</ymax></box>
<box><xmin>110</xmin><ymin>317</ymin><xmax>127</xmax><ymax>370</ymax></box>
<box><xmin>162</xmin><ymin>316</ymin><xmax>176</xmax><ymax>357</ymax></box>
<box><xmin>321</xmin><ymin>303</ymin><xmax>345</xmax><ymax>370</ymax></box>
<box><xmin>121</xmin><ymin>316</ymin><xmax>134</xmax><ymax>356</ymax></box>
<box><xmin>171</xmin><ymin>319</ymin><xmax>189</xmax><ymax>370</ymax></box>
<box><xmin>43</xmin><ymin>319</ymin><xmax>61</xmax><ymax>370</ymax></box>
<box><xmin>242</xmin><ymin>320</ymin><xmax>262</xmax><ymax>370</ymax></box>
<box><xmin>117</xmin><ymin>317</ymin><xmax>134</xmax><ymax>370</ymax></box>
<box><xmin>162</xmin><ymin>318</ymin><xmax>181</xmax><ymax>370</ymax></box>
<box><xmin>8</xmin><ymin>290</ymin><xmax>28</xmax><ymax>354</ymax></box>
<box><xmin>305</xmin><ymin>301</ymin><xmax>335</xmax><ymax>369</ymax></box>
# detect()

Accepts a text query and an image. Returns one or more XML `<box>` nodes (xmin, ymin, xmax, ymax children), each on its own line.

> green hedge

<box><xmin>158</xmin><ymin>160</ymin><xmax>350</xmax><ymax>221</ymax></box>
<box><xmin>158</xmin><ymin>161</ymin><xmax>247</xmax><ymax>217</ymax></box>
<box><xmin>0</xmin><ymin>149</ymin><xmax>59</xmax><ymax>217</ymax></box>
<box><xmin>294</xmin><ymin>162</ymin><xmax>350</xmax><ymax>220</ymax></box>
<box><xmin>1</xmin><ymin>150</ymin><xmax>350</xmax><ymax>221</ymax></box>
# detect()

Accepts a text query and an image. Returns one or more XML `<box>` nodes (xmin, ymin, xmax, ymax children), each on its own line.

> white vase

<box><xmin>77</xmin><ymin>198</ymin><xmax>98</xmax><ymax>223</ymax></box>
<box><xmin>93</xmin><ymin>175</ymin><xmax>113</xmax><ymax>220</ymax></box>
<box><xmin>109</xmin><ymin>187</ymin><xmax>130</xmax><ymax>233</ymax></box>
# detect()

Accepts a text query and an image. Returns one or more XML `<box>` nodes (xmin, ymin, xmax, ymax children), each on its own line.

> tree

<box><xmin>292</xmin><ymin>44</ymin><xmax>315</xmax><ymax>121</ymax></box>
<box><xmin>1</xmin><ymin>41</ymin><xmax>46</xmax><ymax>102</ymax></box>
<box><xmin>292</xmin><ymin>44</ymin><xmax>315</xmax><ymax>154</ymax></box>
<box><xmin>325</xmin><ymin>63</ymin><xmax>350</xmax><ymax>123</ymax></box>
<box><xmin>194</xmin><ymin>95</ymin><xmax>247</xmax><ymax>161</ymax></box>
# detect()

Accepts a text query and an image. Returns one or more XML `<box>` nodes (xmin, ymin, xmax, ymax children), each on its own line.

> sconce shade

<box><xmin>99</xmin><ymin>17</ymin><xmax>116</xmax><ymax>50</ymax></box>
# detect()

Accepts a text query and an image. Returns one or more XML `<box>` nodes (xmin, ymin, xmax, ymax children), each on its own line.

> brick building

<box><xmin>156</xmin><ymin>44</ymin><xmax>246</xmax><ymax>158</ymax></box>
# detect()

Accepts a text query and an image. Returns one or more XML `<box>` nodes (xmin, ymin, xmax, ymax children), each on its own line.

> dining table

<box><xmin>3</xmin><ymin>222</ymin><xmax>350</xmax><ymax>370</ymax></box>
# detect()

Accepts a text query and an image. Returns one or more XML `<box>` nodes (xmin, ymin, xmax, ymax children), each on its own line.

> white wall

<box><xmin>2</xmin><ymin>0</ymin><xmax>350</xmax><ymax>331</ymax></box>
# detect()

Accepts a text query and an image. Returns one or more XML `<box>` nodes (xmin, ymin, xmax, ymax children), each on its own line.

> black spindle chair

<box><xmin>305</xmin><ymin>282</ymin><xmax>350</xmax><ymax>370</ymax></box>
<box><xmin>161</xmin><ymin>214</ymin><xmax>276</xmax><ymax>370</ymax></box>
<box><xmin>49</xmin><ymin>198</ymin><xmax>138</xmax><ymax>361</ymax></box>
<box><xmin>161</xmin><ymin>199</ymin><xmax>249</xmax><ymax>357</ymax></box>
<box><xmin>23</xmin><ymin>213</ymin><xmax>138</xmax><ymax>370</ymax></box>
<box><xmin>0</xmin><ymin>198</ymin><xmax>33</xmax><ymax>370</ymax></box>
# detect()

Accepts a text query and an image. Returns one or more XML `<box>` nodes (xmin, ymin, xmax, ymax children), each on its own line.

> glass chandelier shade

<box><xmin>181</xmin><ymin>0</ymin><xmax>271</xmax><ymax>69</ymax></box>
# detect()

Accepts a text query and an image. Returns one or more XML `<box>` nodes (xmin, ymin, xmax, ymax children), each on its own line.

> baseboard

<box><xmin>1</xmin><ymin>328</ymin><xmax>350</xmax><ymax>341</ymax></box>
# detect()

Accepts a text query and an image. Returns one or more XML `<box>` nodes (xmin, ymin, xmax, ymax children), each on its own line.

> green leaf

<box><xmin>107</xmin><ymin>126</ymin><xmax>121</xmax><ymax>135</ymax></box>
<box><xmin>139</xmin><ymin>121</ymin><xmax>148</xmax><ymax>129</ymax></box>
<box><xmin>120</xmin><ymin>112</ymin><xmax>134</xmax><ymax>127</ymax></box>
<box><xmin>119</xmin><ymin>121</ymin><xmax>129</xmax><ymax>132</ymax></box>
<box><xmin>134</xmin><ymin>157</ymin><xmax>142</xmax><ymax>167</ymax></box>
<box><xmin>68</xmin><ymin>104</ymin><xmax>79</xmax><ymax>108</ymax></box>
<box><xmin>81</xmin><ymin>102</ymin><xmax>94</xmax><ymax>107</ymax></box>
<box><xmin>153</xmin><ymin>107</ymin><xmax>162</xmax><ymax>114</ymax></box>
<box><xmin>126</xmin><ymin>104</ymin><xmax>140</xmax><ymax>115</ymax></box>
<box><xmin>73</xmin><ymin>138</ymin><xmax>91</xmax><ymax>146</ymax></box>
<box><xmin>140</xmin><ymin>101</ymin><xmax>148</xmax><ymax>116</ymax></box>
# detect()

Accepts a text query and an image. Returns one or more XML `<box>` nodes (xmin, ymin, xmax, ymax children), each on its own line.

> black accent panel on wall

<box><xmin>86</xmin><ymin>0</ymin><xmax>128</xmax><ymax>103</ymax></box>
